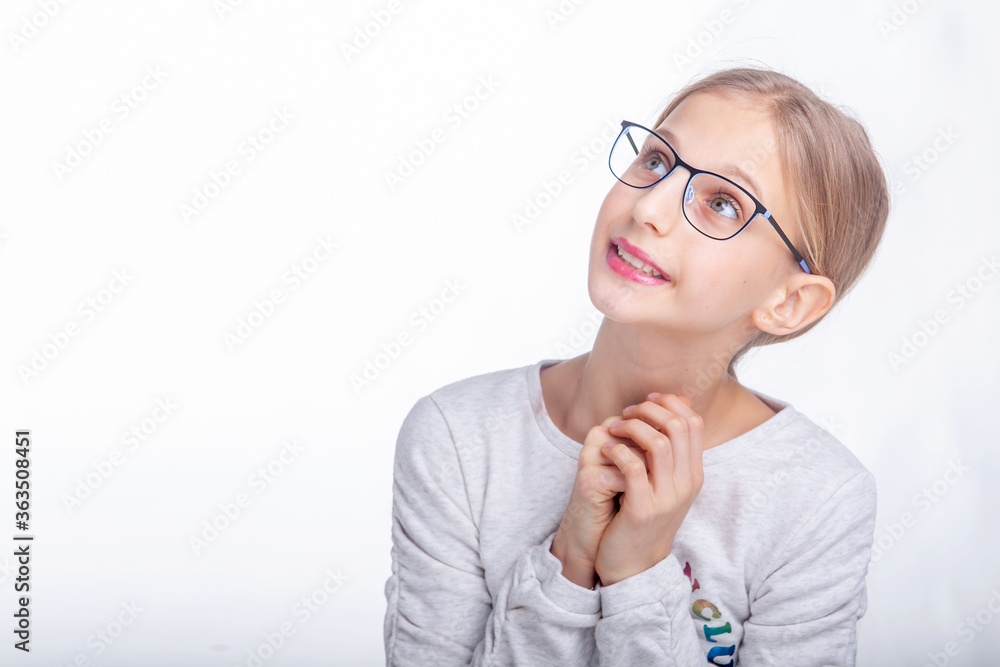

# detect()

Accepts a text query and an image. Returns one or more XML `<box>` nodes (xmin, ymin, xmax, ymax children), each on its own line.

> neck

<box><xmin>558</xmin><ymin>318</ymin><xmax>751</xmax><ymax>449</ymax></box>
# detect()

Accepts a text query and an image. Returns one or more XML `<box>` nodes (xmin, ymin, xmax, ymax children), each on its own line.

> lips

<box><xmin>605</xmin><ymin>243</ymin><xmax>669</xmax><ymax>286</ymax></box>
<box><xmin>610</xmin><ymin>236</ymin><xmax>670</xmax><ymax>281</ymax></box>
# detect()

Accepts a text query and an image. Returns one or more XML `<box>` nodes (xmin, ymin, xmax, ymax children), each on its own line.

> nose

<box><xmin>629</xmin><ymin>165</ymin><xmax>691</xmax><ymax>236</ymax></box>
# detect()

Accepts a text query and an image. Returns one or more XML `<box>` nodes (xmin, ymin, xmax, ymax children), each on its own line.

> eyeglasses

<box><xmin>609</xmin><ymin>120</ymin><xmax>812</xmax><ymax>275</ymax></box>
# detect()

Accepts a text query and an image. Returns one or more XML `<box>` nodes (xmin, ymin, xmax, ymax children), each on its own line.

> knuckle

<box><xmin>666</xmin><ymin>416</ymin><xmax>687</xmax><ymax>433</ymax></box>
<box><xmin>577</xmin><ymin>472</ymin><xmax>601</xmax><ymax>495</ymax></box>
<box><xmin>688</xmin><ymin>414</ymin><xmax>704</xmax><ymax>431</ymax></box>
<box><xmin>601</xmin><ymin>468</ymin><xmax>620</xmax><ymax>486</ymax></box>
<box><xmin>631</xmin><ymin>505</ymin><xmax>653</xmax><ymax>522</ymax></box>
<box><xmin>585</xmin><ymin>426</ymin><xmax>612</xmax><ymax>447</ymax></box>
<box><xmin>578</xmin><ymin>448</ymin><xmax>601</xmax><ymax>467</ymax></box>
<box><xmin>623</xmin><ymin>459</ymin><xmax>645</xmax><ymax>477</ymax></box>
<box><xmin>642</xmin><ymin>402</ymin><xmax>664</xmax><ymax>420</ymax></box>
<box><xmin>680</xmin><ymin>473</ymin><xmax>704</xmax><ymax>496</ymax></box>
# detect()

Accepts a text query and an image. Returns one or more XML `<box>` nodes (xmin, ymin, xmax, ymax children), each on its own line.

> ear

<box><xmin>751</xmin><ymin>274</ymin><xmax>836</xmax><ymax>336</ymax></box>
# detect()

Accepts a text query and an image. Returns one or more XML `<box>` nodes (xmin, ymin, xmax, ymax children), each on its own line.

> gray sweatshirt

<box><xmin>383</xmin><ymin>358</ymin><xmax>877</xmax><ymax>666</ymax></box>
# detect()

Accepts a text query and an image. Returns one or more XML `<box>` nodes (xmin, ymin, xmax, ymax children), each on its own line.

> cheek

<box><xmin>590</xmin><ymin>190</ymin><xmax>626</xmax><ymax>247</ymax></box>
<box><xmin>684</xmin><ymin>243</ymin><xmax>765</xmax><ymax>300</ymax></box>
<box><xmin>595</xmin><ymin>184</ymin><xmax>633</xmax><ymax>222</ymax></box>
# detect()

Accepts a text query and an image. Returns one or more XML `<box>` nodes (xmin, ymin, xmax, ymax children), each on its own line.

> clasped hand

<box><xmin>553</xmin><ymin>393</ymin><xmax>705</xmax><ymax>588</ymax></box>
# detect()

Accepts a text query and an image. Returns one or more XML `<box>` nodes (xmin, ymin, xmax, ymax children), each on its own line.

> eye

<box><xmin>706</xmin><ymin>190</ymin><xmax>743</xmax><ymax>222</ymax></box>
<box><xmin>638</xmin><ymin>147</ymin><xmax>669</xmax><ymax>178</ymax></box>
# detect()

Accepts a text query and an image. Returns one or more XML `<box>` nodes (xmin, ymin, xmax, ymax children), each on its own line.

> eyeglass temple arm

<box><xmin>622</xmin><ymin>120</ymin><xmax>639</xmax><ymax>154</ymax></box>
<box><xmin>761</xmin><ymin>211</ymin><xmax>812</xmax><ymax>274</ymax></box>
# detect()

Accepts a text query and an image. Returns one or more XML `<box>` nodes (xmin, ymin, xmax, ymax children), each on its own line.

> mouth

<box><xmin>607</xmin><ymin>237</ymin><xmax>670</xmax><ymax>284</ymax></box>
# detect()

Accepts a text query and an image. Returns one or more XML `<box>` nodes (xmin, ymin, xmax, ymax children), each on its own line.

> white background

<box><xmin>1</xmin><ymin>0</ymin><xmax>998</xmax><ymax>665</ymax></box>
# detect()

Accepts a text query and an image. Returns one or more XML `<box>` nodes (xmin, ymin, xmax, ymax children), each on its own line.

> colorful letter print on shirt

<box><xmin>685</xmin><ymin>560</ymin><xmax>736</xmax><ymax>666</ymax></box>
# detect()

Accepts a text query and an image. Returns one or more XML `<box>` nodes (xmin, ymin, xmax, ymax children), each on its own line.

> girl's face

<box><xmin>588</xmin><ymin>90</ymin><xmax>802</xmax><ymax>336</ymax></box>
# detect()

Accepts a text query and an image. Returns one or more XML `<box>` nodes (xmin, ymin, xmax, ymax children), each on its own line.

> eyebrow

<box><xmin>654</xmin><ymin>126</ymin><xmax>765</xmax><ymax>202</ymax></box>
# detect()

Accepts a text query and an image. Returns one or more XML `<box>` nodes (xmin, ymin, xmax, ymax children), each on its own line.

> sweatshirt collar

<box><xmin>527</xmin><ymin>358</ymin><xmax>799</xmax><ymax>466</ymax></box>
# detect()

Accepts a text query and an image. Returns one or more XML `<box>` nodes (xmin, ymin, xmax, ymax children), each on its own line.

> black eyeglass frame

<box><xmin>611</xmin><ymin>120</ymin><xmax>812</xmax><ymax>275</ymax></box>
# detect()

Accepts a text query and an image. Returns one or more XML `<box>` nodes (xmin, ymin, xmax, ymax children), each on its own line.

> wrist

<box><xmin>598</xmin><ymin>543</ymin><xmax>674</xmax><ymax>587</ymax></box>
<box><xmin>561</xmin><ymin>563</ymin><xmax>599</xmax><ymax>590</ymax></box>
<box><xmin>550</xmin><ymin>531</ymin><xmax>598</xmax><ymax>589</ymax></box>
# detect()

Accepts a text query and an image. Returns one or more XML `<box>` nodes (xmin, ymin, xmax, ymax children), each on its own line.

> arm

<box><xmin>594</xmin><ymin>551</ymin><xmax>707</xmax><ymax>665</ymax></box>
<box><xmin>737</xmin><ymin>471</ymin><xmax>877</xmax><ymax>666</ymax></box>
<box><xmin>384</xmin><ymin>395</ymin><xmax>602</xmax><ymax>666</ymax></box>
<box><xmin>592</xmin><ymin>472</ymin><xmax>878</xmax><ymax>666</ymax></box>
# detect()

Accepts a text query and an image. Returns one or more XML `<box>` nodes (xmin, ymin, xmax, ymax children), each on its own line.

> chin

<box><xmin>587</xmin><ymin>277</ymin><xmax>641</xmax><ymax>323</ymax></box>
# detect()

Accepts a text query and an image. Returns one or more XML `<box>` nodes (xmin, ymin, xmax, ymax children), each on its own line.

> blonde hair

<box><xmin>650</xmin><ymin>65</ymin><xmax>890</xmax><ymax>377</ymax></box>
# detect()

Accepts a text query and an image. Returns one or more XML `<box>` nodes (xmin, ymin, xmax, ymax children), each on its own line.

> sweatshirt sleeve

<box><xmin>592</xmin><ymin>471</ymin><xmax>878</xmax><ymax>666</ymax></box>
<box><xmin>593</xmin><ymin>549</ymin><xmax>706</xmax><ymax>664</ymax></box>
<box><xmin>737</xmin><ymin>470</ymin><xmax>878</xmax><ymax>666</ymax></box>
<box><xmin>384</xmin><ymin>394</ymin><xmax>602</xmax><ymax>666</ymax></box>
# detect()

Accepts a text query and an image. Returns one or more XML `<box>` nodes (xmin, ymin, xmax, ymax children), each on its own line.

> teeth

<box><xmin>617</xmin><ymin>245</ymin><xmax>663</xmax><ymax>278</ymax></box>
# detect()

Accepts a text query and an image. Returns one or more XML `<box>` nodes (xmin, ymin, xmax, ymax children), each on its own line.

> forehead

<box><xmin>653</xmin><ymin>91</ymin><xmax>782</xmax><ymax>205</ymax></box>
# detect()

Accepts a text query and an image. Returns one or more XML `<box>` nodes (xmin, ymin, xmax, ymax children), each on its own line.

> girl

<box><xmin>384</xmin><ymin>65</ymin><xmax>889</xmax><ymax>665</ymax></box>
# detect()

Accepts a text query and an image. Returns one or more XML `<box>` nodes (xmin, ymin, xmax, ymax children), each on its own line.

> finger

<box><xmin>658</xmin><ymin>395</ymin><xmax>692</xmax><ymax>492</ymax></box>
<box><xmin>601</xmin><ymin>440</ymin><xmax>649</xmax><ymax>471</ymax></box>
<box><xmin>686</xmin><ymin>405</ymin><xmax>705</xmax><ymax>489</ymax></box>
<box><xmin>650</xmin><ymin>394</ymin><xmax>705</xmax><ymax>493</ymax></box>
<box><xmin>601</xmin><ymin>441</ymin><xmax>650</xmax><ymax>501</ymax></box>
<box><xmin>647</xmin><ymin>392</ymin><xmax>691</xmax><ymax>409</ymax></box>
<box><xmin>607</xmin><ymin>418</ymin><xmax>669</xmax><ymax>456</ymax></box>
<box><xmin>581</xmin><ymin>418</ymin><xmax>625</xmax><ymax>465</ymax></box>
<box><xmin>612</xmin><ymin>408</ymin><xmax>679</xmax><ymax>486</ymax></box>
<box><xmin>600</xmin><ymin>464</ymin><xmax>628</xmax><ymax>495</ymax></box>
<box><xmin>607</xmin><ymin>417</ymin><xmax>673</xmax><ymax>492</ymax></box>
<box><xmin>585</xmin><ymin>417</ymin><xmax>650</xmax><ymax>469</ymax></box>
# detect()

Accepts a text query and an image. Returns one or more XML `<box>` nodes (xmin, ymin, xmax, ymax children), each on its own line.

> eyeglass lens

<box><xmin>609</xmin><ymin>125</ymin><xmax>757</xmax><ymax>240</ymax></box>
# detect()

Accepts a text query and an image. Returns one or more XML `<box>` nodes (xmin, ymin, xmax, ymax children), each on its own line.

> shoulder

<box><xmin>396</xmin><ymin>360</ymin><xmax>535</xmax><ymax>453</ymax></box>
<box><xmin>739</xmin><ymin>388</ymin><xmax>874</xmax><ymax>488</ymax></box>
<box><xmin>393</xmin><ymin>361</ymin><xmax>539</xmax><ymax>495</ymax></box>
<box><xmin>782</xmin><ymin>411</ymin><xmax>876</xmax><ymax>522</ymax></box>
<box><xmin>766</xmin><ymin>409</ymin><xmax>873</xmax><ymax>482</ymax></box>
<box><xmin>736</xmin><ymin>405</ymin><xmax>877</xmax><ymax>535</ymax></box>
<box><xmin>424</xmin><ymin>361</ymin><xmax>532</xmax><ymax>419</ymax></box>
<box><xmin>402</xmin><ymin>360</ymin><xmax>526</xmax><ymax>407</ymax></box>
<box><xmin>736</xmin><ymin>409</ymin><xmax>878</xmax><ymax>586</ymax></box>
